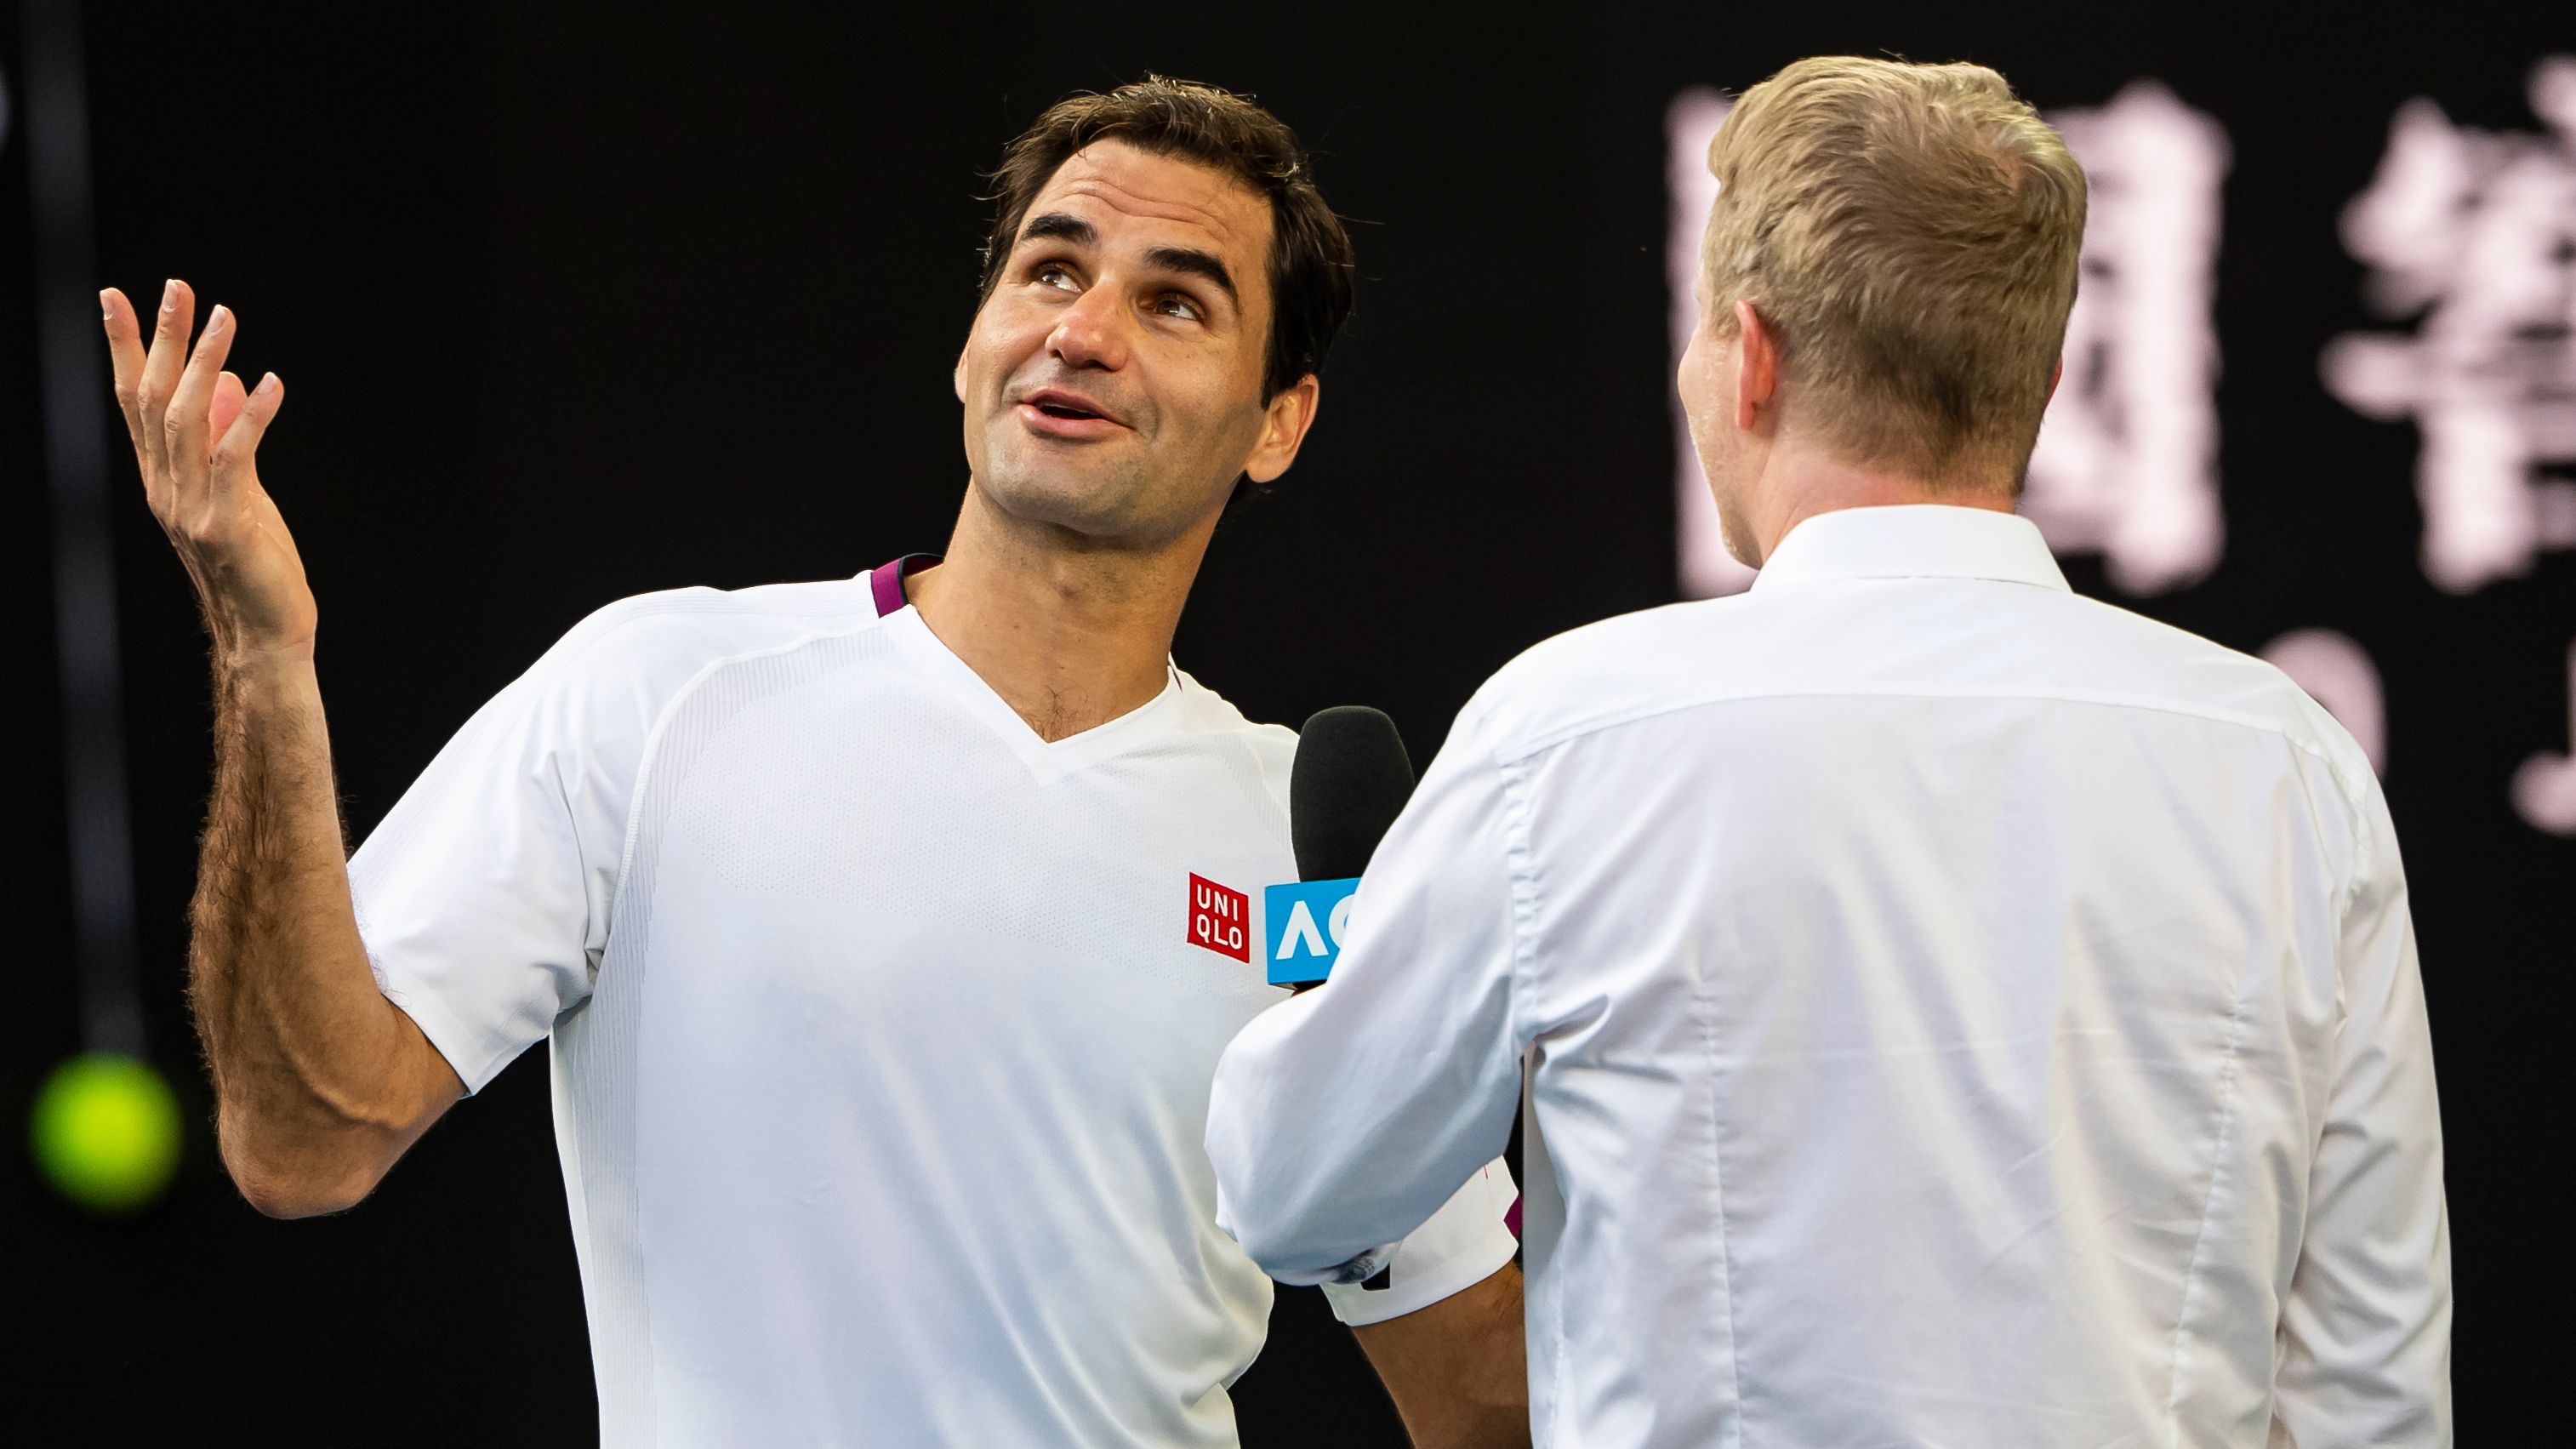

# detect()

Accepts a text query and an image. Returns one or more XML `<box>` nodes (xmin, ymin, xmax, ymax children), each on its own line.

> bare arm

<box><xmin>105</xmin><ymin>281</ymin><xmax>460</xmax><ymax>1218</ymax></box>
<box><xmin>1353</xmin><ymin>1262</ymin><xmax>1530</xmax><ymax>1449</ymax></box>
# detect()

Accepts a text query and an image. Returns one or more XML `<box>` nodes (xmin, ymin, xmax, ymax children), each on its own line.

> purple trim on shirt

<box><xmin>1506</xmin><ymin>1194</ymin><xmax>1523</xmax><ymax>1241</ymax></box>
<box><xmin>869</xmin><ymin>554</ymin><xmax>941</xmax><ymax>618</ymax></box>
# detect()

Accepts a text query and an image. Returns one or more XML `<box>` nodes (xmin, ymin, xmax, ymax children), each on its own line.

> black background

<box><xmin>8</xmin><ymin>2</ymin><xmax>2568</xmax><ymax>1442</ymax></box>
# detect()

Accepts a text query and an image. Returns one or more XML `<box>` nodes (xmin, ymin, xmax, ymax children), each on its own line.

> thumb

<box><xmin>208</xmin><ymin>372</ymin><xmax>285</xmax><ymax>513</ymax></box>
<box><xmin>210</xmin><ymin>369</ymin><xmax>249</xmax><ymax>446</ymax></box>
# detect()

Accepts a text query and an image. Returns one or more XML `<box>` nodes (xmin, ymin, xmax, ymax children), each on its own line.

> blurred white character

<box><xmin>2021</xmin><ymin>82</ymin><xmax>2231</xmax><ymax>596</ymax></box>
<box><xmin>2323</xmin><ymin>57</ymin><xmax>2576</xmax><ymax>595</ymax></box>
<box><xmin>2263</xmin><ymin>630</ymin><xmax>2388</xmax><ymax>775</ymax></box>
<box><xmin>1670</xmin><ymin>82</ymin><xmax>2230</xmax><ymax>598</ymax></box>
<box><xmin>2514</xmin><ymin>641</ymin><xmax>2576</xmax><ymax>836</ymax></box>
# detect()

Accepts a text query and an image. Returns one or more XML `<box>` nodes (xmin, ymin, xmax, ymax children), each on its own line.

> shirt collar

<box><xmin>1747</xmin><ymin>505</ymin><xmax>2072</xmax><ymax>594</ymax></box>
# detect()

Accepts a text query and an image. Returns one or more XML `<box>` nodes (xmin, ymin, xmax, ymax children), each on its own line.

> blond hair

<box><xmin>1701</xmin><ymin>56</ymin><xmax>2086</xmax><ymax>488</ymax></box>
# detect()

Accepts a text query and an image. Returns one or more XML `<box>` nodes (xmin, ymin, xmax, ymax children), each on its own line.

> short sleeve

<box><xmin>348</xmin><ymin>603</ymin><xmax>675</xmax><ymax>1093</ymax></box>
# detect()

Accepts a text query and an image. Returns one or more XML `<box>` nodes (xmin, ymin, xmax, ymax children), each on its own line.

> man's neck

<box><xmin>1752</xmin><ymin>441</ymin><xmax>2015</xmax><ymax>562</ymax></box>
<box><xmin>906</xmin><ymin>488</ymin><xmax>1214</xmax><ymax>743</ymax></box>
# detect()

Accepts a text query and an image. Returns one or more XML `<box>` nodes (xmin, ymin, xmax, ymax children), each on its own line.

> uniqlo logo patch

<box><xmin>1187</xmin><ymin>874</ymin><xmax>1251</xmax><ymax>961</ymax></box>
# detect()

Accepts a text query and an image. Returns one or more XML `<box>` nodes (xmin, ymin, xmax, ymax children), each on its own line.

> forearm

<box><xmin>1354</xmin><ymin>1262</ymin><xmax>1530</xmax><ymax>1449</ymax></box>
<box><xmin>1210</xmin><ymin>977</ymin><xmax>1523</xmax><ymax>1280</ymax></box>
<box><xmin>99</xmin><ymin>282</ymin><xmax>459</xmax><ymax>1212</ymax></box>
<box><xmin>1211</xmin><ymin>713</ymin><xmax>1531</xmax><ymax>1277</ymax></box>
<box><xmin>1208</xmin><ymin>993</ymin><xmax>1416</xmax><ymax>1277</ymax></box>
<box><xmin>190</xmin><ymin>654</ymin><xmax>450</xmax><ymax>1212</ymax></box>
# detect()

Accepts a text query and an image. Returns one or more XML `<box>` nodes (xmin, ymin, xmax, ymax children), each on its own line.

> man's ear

<box><xmin>2044</xmin><ymin>356</ymin><xmax>2064</xmax><ymax>408</ymax></box>
<box><xmin>954</xmin><ymin>340</ymin><xmax>971</xmax><ymax>405</ymax></box>
<box><xmin>1244</xmin><ymin>374</ymin><xmax>1322</xmax><ymax>486</ymax></box>
<box><xmin>1734</xmin><ymin>299</ymin><xmax>1780</xmax><ymax>433</ymax></box>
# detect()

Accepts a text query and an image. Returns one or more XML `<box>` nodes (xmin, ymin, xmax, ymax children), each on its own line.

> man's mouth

<box><xmin>1017</xmin><ymin>388</ymin><xmax>1126</xmax><ymax>431</ymax></box>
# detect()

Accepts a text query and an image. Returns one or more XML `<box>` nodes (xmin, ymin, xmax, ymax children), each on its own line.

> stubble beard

<box><xmin>978</xmin><ymin>402</ymin><xmax>1231</xmax><ymax>553</ymax></box>
<box><xmin>981</xmin><ymin>446</ymin><xmax>1152</xmax><ymax>540</ymax></box>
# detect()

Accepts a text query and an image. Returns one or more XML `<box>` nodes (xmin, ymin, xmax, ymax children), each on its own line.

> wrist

<box><xmin>197</xmin><ymin>591</ymin><xmax>318</xmax><ymax>671</ymax></box>
<box><xmin>214</xmin><ymin>645</ymin><xmax>322</xmax><ymax>703</ymax></box>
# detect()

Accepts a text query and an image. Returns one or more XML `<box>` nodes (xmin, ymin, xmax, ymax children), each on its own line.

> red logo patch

<box><xmin>1188</xmin><ymin>874</ymin><xmax>1251</xmax><ymax>961</ymax></box>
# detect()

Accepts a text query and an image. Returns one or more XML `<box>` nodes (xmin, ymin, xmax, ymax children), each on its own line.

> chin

<box><xmin>978</xmin><ymin>463</ymin><xmax>1150</xmax><ymax>539</ymax></box>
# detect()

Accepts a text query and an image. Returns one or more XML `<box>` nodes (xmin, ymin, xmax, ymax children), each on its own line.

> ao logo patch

<box><xmin>1187</xmin><ymin>874</ymin><xmax>1251</xmax><ymax>961</ymax></box>
<box><xmin>1262</xmin><ymin>878</ymin><xmax>1359</xmax><ymax>986</ymax></box>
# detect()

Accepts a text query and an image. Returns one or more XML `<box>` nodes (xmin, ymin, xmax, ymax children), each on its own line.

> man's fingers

<box><xmin>207</xmin><ymin>373</ymin><xmax>285</xmax><ymax>511</ymax></box>
<box><xmin>211</xmin><ymin>370</ymin><xmax>249</xmax><ymax>447</ymax></box>
<box><xmin>100</xmin><ymin>288</ymin><xmax>171</xmax><ymax>516</ymax></box>
<box><xmin>163</xmin><ymin>303</ymin><xmax>240</xmax><ymax>507</ymax></box>
<box><xmin>100</xmin><ymin>289</ymin><xmax>151</xmax><ymax>436</ymax></box>
<box><xmin>134</xmin><ymin>279</ymin><xmax>195</xmax><ymax>482</ymax></box>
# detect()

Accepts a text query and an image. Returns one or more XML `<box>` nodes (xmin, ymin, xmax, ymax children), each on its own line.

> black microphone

<box><xmin>1292</xmin><ymin>706</ymin><xmax>1416</xmax><ymax>881</ymax></box>
<box><xmin>1282</xmin><ymin>707</ymin><xmax>1416</xmax><ymax>990</ymax></box>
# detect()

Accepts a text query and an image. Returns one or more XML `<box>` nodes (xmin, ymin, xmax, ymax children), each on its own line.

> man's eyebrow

<box><xmin>1143</xmin><ymin>246</ymin><xmax>1240</xmax><ymax>311</ymax></box>
<box><xmin>1019</xmin><ymin>212</ymin><xmax>1096</xmax><ymax>248</ymax></box>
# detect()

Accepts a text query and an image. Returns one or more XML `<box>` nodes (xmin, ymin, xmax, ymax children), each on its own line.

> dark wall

<box><xmin>8</xmin><ymin>2</ymin><xmax>2567</xmax><ymax>1441</ymax></box>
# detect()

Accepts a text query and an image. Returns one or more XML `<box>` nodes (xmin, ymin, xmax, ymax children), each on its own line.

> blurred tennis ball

<box><xmin>31</xmin><ymin>1053</ymin><xmax>182</xmax><ymax>1214</ymax></box>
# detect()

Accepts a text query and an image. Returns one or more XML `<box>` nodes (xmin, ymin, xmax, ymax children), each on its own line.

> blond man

<box><xmin>1207</xmin><ymin>56</ymin><xmax>2450</xmax><ymax>1447</ymax></box>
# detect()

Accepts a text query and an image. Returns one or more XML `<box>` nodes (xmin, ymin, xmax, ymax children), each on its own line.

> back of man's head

<box><xmin>1703</xmin><ymin>57</ymin><xmax>2087</xmax><ymax>492</ymax></box>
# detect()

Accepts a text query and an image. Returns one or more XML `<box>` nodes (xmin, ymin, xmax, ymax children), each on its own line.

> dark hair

<box><xmin>978</xmin><ymin>76</ymin><xmax>1355</xmax><ymax>403</ymax></box>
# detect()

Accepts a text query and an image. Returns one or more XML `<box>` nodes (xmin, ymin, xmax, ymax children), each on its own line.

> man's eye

<box><xmin>1153</xmin><ymin>294</ymin><xmax>1203</xmax><ymax>322</ymax></box>
<box><xmin>1034</xmin><ymin>264</ymin><xmax>1078</xmax><ymax>292</ymax></box>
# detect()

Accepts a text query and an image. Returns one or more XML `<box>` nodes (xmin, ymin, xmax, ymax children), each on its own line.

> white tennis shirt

<box><xmin>1208</xmin><ymin>505</ymin><xmax>2449</xmax><ymax>1448</ymax></box>
<box><xmin>347</xmin><ymin>562</ymin><xmax>1517</xmax><ymax>1447</ymax></box>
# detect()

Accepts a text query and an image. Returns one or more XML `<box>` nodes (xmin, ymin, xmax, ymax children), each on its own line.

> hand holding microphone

<box><xmin>1228</xmin><ymin>706</ymin><xmax>1529</xmax><ymax>1359</ymax></box>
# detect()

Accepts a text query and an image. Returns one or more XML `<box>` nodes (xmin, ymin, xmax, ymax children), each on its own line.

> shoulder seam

<box><xmin>530</xmin><ymin>583</ymin><xmax>881</xmax><ymax>693</ymax></box>
<box><xmin>601</xmin><ymin>613</ymin><xmax>898</xmax><ymax>946</ymax></box>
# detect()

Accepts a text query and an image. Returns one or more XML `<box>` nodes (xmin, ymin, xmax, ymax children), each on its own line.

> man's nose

<box><xmin>1047</xmin><ymin>286</ymin><xmax>1130</xmax><ymax>372</ymax></box>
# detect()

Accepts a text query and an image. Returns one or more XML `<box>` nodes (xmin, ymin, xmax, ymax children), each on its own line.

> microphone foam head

<box><xmin>1291</xmin><ymin>706</ymin><xmax>1416</xmax><ymax>882</ymax></box>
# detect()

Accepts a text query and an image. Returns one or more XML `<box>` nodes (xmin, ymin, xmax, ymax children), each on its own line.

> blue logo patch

<box><xmin>1262</xmin><ymin>878</ymin><xmax>1359</xmax><ymax>985</ymax></box>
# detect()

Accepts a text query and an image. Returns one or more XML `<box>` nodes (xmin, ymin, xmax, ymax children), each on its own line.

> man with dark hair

<box><xmin>977</xmin><ymin>76</ymin><xmax>1354</xmax><ymax>408</ymax></box>
<box><xmin>103</xmin><ymin>77</ymin><xmax>1525</xmax><ymax>1447</ymax></box>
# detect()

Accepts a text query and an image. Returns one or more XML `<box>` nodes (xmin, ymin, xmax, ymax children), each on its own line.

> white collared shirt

<box><xmin>1208</xmin><ymin>505</ymin><xmax>2450</xmax><ymax>1448</ymax></box>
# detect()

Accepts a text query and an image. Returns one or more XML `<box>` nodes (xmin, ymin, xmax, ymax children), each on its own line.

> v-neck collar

<box><xmin>869</xmin><ymin>568</ymin><xmax>1186</xmax><ymax>785</ymax></box>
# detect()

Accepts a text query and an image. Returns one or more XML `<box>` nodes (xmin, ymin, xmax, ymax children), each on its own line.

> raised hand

<box><xmin>103</xmin><ymin>282</ymin><xmax>462</xmax><ymax>1217</ymax></box>
<box><xmin>102</xmin><ymin>279</ymin><xmax>315</xmax><ymax>662</ymax></box>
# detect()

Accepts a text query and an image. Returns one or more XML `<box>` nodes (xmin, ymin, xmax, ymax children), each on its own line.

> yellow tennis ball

<box><xmin>31</xmin><ymin>1053</ymin><xmax>183</xmax><ymax>1214</ymax></box>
